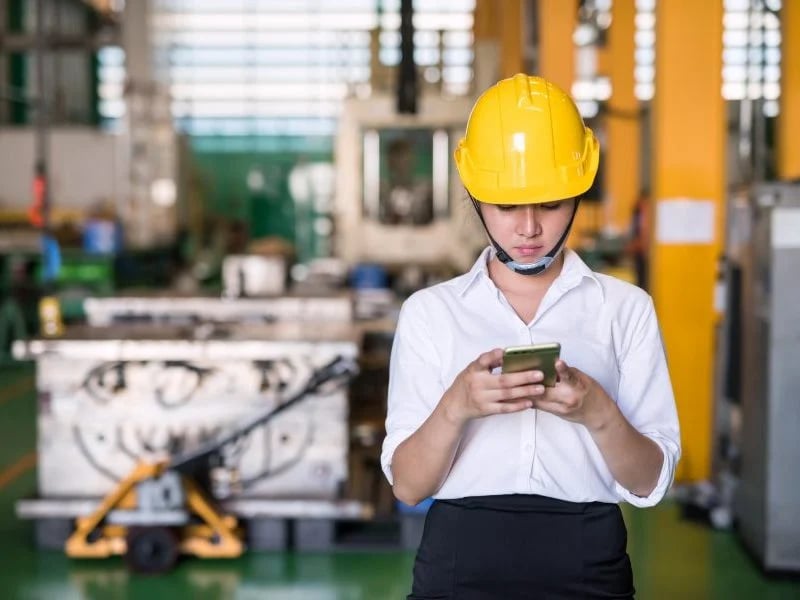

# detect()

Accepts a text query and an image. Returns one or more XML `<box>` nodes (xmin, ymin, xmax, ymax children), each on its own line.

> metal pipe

<box><xmin>34</xmin><ymin>0</ymin><xmax>50</xmax><ymax>234</ymax></box>
<box><xmin>396</xmin><ymin>0</ymin><xmax>417</xmax><ymax>114</ymax></box>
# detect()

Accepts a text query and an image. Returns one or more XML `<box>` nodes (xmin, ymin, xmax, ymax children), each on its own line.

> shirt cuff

<box><xmin>380</xmin><ymin>429</ymin><xmax>416</xmax><ymax>486</ymax></box>
<box><xmin>614</xmin><ymin>435</ymin><xmax>677</xmax><ymax>508</ymax></box>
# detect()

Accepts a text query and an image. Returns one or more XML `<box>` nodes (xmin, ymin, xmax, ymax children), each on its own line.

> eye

<box><xmin>496</xmin><ymin>204</ymin><xmax>517</xmax><ymax>212</ymax></box>
<box><xmin>539</xmin><ymin>202</ymin><xmax>562</xmax><ymax>210</ymax></box>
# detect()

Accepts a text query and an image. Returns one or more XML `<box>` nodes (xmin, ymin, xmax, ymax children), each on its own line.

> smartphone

<box><xmin>501</xmin><ymin>342</ymin><xmax>561</xmax><ymax>387</ymax></box>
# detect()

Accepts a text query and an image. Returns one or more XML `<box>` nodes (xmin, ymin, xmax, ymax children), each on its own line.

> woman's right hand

<box><xmin>442</xmin><ymin>348</ymin><xmax>546</xmax><ymax>424</ymax></box>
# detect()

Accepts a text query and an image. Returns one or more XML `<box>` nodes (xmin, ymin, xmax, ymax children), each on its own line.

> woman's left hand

<box><xmin>531</xmin><ymin>360</ymin><xmax>617</xmax><ymax>433</ymax></box>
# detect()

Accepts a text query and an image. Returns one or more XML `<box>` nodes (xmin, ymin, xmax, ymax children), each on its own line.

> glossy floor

<box><xmin>0</xmin><ymin>365</ymin><xmax>798</xmax><ymax>599</ymax></box>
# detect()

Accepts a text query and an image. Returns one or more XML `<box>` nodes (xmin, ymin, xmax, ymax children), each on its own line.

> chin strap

<box><xmin>469</xmin><ymin>196</ymin><xmax>580</xmax><ymax>276</ymax></box>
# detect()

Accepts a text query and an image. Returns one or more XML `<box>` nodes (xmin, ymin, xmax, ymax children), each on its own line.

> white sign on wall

<box><xmin>656</xmin><ymin>198</ymin><xmax>716</xmax><ymax>245</ymax></box>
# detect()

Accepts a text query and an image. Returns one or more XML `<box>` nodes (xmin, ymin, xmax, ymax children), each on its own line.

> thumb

<box><xmin>476</xmin><ymin>348</ymin><xmax>504</xmax><ymax>371</ymax></box>
<box><xmin>555</xmin><ymin>359</ymin><xmax>573</xmax><ymax>384</ymax></box>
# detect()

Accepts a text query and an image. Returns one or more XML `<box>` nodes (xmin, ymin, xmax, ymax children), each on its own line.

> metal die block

<box><xmin>31</xmin><ymin>343</ymin><xmax>355</xmax><ymax>501</ymax></box>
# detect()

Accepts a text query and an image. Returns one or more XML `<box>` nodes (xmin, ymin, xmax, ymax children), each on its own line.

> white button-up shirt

<box><xmin>381</xmin><ymin>247</ymin><xmax>681</xmax><ymax>507</ymax></box>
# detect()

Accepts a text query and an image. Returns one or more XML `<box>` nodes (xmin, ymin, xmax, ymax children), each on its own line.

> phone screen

<box><xmin>501</xmin><ymin>343</ymin><xmax>561</xmax><ymax>387</ymax></box>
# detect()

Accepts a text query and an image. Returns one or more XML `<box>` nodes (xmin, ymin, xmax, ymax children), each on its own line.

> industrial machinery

<box><xmin>14</xmin><ymin>317</ymin><xmax>369</xmax><ymax>567</ymax></box>
<box><xmin>82</xmin><ymin>294</ymin><xmax>353</xmax><ymax>327</ymax></box>
<box><xmin>332</xmin><ymin>0</ymin><xmax>482</xmax><ymax>274</ymax></box>
<box><xmin>735</xmin><ymin>183</ymin><xmax>800</xmax><ymax>572</ymax></box>
<box><xmin>334</xmin><ymin>93</ymin><xmax>483</xmax><ymax>274</ymax></box>
<box><xmin>61</xmin><ymin>355</ymin><xmax>356</xmax><ymax>573</ymax></box>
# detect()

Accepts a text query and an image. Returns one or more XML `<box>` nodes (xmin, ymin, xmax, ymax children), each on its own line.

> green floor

<box><xmin>0</xmin><ymin>365</ymin><xmax>798</xmax><ymax>600</ymax></box>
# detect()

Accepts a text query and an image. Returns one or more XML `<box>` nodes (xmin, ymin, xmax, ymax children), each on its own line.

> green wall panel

<box><xmin>190</xmin><ymin>135</ymin><xmax>333</xmax><ymax>262</ymax></box>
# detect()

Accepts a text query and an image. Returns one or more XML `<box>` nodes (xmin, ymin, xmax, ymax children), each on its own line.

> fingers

<box><xmin>485</xmin><ymin>383</ymin><xmax>545</xmax><ymax>402</ymax></box>
<box><xmin>496</xmin><ymin>370</ymin><xmax>544</xmax><ymax>387</ymax></box>
<box><xmin>492</xmin><ymin>399</ymin><xmax>533</xmax><ymax>414</ymax></box>
<box><xmin>463</xmin><ymin>351</ymin><xmax>561</xmax><ymax>418</ymax></box>
<box><xmin>531</xmin><ymin>398</ymin><xmax>570</xmax><ymax>415</ymax></box>
<box><xmin>470</xmin><ymin>370</ymin><xmax>543</xmax><ymax>398</ymax></box>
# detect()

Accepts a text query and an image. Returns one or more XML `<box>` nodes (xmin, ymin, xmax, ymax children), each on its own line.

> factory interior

<box><xmin>0</xmin><ymin>0</ymin><xmax>799</xmax><ymax>598</ymax></box>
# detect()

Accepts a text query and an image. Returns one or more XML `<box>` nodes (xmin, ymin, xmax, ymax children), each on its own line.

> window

<box><xmin>722</xmin><ymin>0</ymin><xmax>782</xmax><ymax>116</ymax></box>
<box><xmin>143</xmin><ymin>0</ymin><xmax>475</xmax><ymax>136</ymax></box>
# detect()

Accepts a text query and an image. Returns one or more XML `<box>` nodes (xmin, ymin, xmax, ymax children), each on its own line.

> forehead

<box><xmin>482</xmin><ymin>198</ymin><xmax>575</xmax><ymax>207</ymax></box>
<box><xmin>468</xmin><ymin>190</ymin><xmax>579</xmax><ymax>205</ymax></box>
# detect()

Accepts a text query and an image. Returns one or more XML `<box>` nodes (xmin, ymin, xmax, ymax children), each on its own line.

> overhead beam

<box><xmin>0</xmin><ymin>31</ymin><xmax>120</xmax><ymax>51</ymax></box>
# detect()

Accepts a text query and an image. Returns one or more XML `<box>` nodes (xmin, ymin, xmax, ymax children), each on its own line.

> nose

<box><xmin>518</xmin><ymin>205</ymin><xmax>540</xmax><ymax>237</ymax></box>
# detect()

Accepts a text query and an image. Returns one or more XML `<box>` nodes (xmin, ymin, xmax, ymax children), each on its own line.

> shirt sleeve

<box><xmin>613</xmin><ymin>295</ymin><xmax>682</xmax><ymax>507</ymax></box>
<box><xmin>380</xmin><ymin>293</ymin><xmax>445</xmax><ymax>486</ymax></box>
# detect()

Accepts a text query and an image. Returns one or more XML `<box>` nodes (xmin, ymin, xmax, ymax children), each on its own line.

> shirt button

<box><xmin>524</xmin><ymin>443</ymin><xmax>533</xmax><ymax>453</ymax></box>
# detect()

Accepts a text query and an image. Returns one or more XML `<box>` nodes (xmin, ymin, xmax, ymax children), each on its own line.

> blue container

<box><xmin>83</xmin><ymin>219</ymin><xmax>122</xmax><ymax>255</ymax></box>
<box><xmin>350</xmin><ymin>263</ymin><xmax>388</xmax><ymax>289</ymax></box>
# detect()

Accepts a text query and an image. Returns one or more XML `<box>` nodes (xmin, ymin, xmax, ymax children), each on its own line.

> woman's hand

<box><xmin>442</xmin><ymin>348</ymin><xmax>546</xmax><ymax>425</ymax></box>
<box><xmin>531</xmin><ymin>359</ymin><xmax>617</xmax><ymax>432</ymax></box>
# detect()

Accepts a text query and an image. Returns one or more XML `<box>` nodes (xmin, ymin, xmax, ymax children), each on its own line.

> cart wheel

<box><xmin>124</xmin><ymin>526</ymin><xmax>180</xmax><ymax>574</ymax></box>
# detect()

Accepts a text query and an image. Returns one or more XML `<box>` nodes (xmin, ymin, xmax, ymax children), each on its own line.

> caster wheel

<box><xmin>125</xmin><ymin>526</ymin><xmax>180</xmax><ymax>574</ymax></box>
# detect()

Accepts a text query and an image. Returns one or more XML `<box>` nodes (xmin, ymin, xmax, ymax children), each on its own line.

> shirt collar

<box><xmin>458</xmin><ymin>246</ymin><xmax>494</xmax><ymax>297</ymax></box>
<box><xmin>458</xmin><ymin>246</ymin><xmax>605</xmax><ymax>302</ymax></box>
<box><xmin>558</xmin><ymin>247</ymin><xmax>605</xmax><ymax>301</ymax></box>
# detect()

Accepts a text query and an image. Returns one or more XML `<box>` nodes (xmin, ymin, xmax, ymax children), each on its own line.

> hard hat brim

<box><xmin>455</xmin><ymin>131</ymin><xmax>599</xmax><ymax>205</ymax></box>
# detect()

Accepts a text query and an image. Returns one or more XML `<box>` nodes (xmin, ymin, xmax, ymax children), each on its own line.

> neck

<box><xmin>488</xmin><ymin>250</ymin><xmax>566</xmax><ymax>294</ymax></box>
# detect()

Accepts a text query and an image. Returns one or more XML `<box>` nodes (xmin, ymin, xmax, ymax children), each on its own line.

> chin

<box><xmin>512</xmin><ymin>250</ymin><xmax>546</xmax><ymax>262</ymax></box>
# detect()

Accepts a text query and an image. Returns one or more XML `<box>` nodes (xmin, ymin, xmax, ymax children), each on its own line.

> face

<box><xmin>479</xmin><ymin>199</ymin><xmax>576</xmax><ymax>262</ymax></box>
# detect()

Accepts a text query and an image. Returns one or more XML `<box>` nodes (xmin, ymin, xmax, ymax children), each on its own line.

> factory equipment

<box><xmin>735</xmin><ymin>183</ymin><xmax>800</xmax><ymax>572</ymax></box>
<box><xmin>13</xmin><ymin>320</ymin><xmax>368</xmax><ymax>569</ymax></box>
<box><xmin>330</xmin><ymin>0</ymin><xmax>482</xmax><ymax>275</ymax></box>
<box><xmin>222</xmin><ymin>255</ymin><xmax>287</xmax><ymax>298</ymax></box>
<box><xmin>62</xmin><ymin>355</ymin><xmax>356</xmax><ymax>573</ymax></box>
<box><xmin>333</xmin><ymin>94</ymin><xmax>484</xmax><ymax>274</ymax></box>
<box><xmin>82</xmin><ymin>295</ymin><xmax>353</xmax><ymax>327</ymax></box>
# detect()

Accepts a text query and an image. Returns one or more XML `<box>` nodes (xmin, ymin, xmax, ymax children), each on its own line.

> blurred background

<box><xmin>0</xmin><ymin>0</ymin><xmax>799</xmax><ymax>598</ymax></box>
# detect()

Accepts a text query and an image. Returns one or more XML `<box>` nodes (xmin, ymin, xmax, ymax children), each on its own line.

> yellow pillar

<box><xmin>473</xmin><ymin>0</ymin><xmax>525</xmax><ymax>89</ymax></box>
<box><xmin>499</xmin><ymin>0</ymin><xmax>525</xmax><ymax>79</ymax></box>
<box><xmin>777</xmin><ymin>0</ymin><xmax>800</xmax><ymax>180</ymax></box>
<box><xmin>472</xmin><ymin>0</ymin><xmax>500</xmax><ymax>92</ymax></box>
<box><xmin>473</xmin><ymin>0</ymin><xmax>496</xmax><ymax>41</ymax></box>
<box><xmin>651</xmin><ymin>0</ymin><xmax>725</xmax><ymax>482</ymax></box>
<box><xmin>605</xmin><ymin>0</ymin><xmax>640</xmax><ymax>234</ymax></box>
<box><xmin>537</xmin><ymin>0</ymin><xmax>577</xmax><ymax>91</ymax></box>
<box><xmin>537</xmin><ymin>0</ymin><xmax>593</xmax><ymax>245</ymax></box>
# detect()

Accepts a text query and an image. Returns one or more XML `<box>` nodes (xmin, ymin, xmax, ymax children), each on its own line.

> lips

<box><xmin>515</xmin><ymin>245</ymin><xmax>543</xmax><ymax>256</ymax></box>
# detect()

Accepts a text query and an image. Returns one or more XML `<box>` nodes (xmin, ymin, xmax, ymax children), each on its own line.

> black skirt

<box><xmin>408</xmin><ymin>494</ymin><xmax>634</xmax><ymax>600</ymax></box>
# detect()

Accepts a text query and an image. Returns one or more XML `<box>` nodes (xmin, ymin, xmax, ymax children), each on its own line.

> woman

<box><xmin>381</xmin><ymin>74</ymin><xmax>681</xmax><ymax>599</ymax></box>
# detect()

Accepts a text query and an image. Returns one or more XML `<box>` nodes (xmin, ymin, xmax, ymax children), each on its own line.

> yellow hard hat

<box><xmin>454</xmin><ymin>73</ymin><xmax>599</xmax><ymax>205</ymax></box>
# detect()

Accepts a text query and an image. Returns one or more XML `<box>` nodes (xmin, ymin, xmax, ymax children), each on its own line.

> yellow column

<box><xmin>473</xmin><ymin>0</ymin><xmax>525</xmax><ymax>88</ymax></box>
<box><xmin>605</xmin><ymin>0</ymin><xmax>640</xmax><ymax>234</ymax></box>
<box><xmin>473</xmin><ymin>0</ymin><xmax>496</xmax><ymax>41</ymax></box>
<box><xmin>651</xmin><ymin>0</ymin><xmax>725</xmax><ymax>482</ymax></box>
<box><xmin>777</xmin><ymin>0</ymin><xmax>800</xmax><ymax>180</ymax></box>
<box><xmin>537</xmin><ymin>0</ymin><xmax>577</xmax><ymax>91</ymax></box>
<box><xmin>538</xmin><ymin>0</ymin><xmax>592</xmax><ymax>244</ymax></box>
<box><xmin>472</xmin><ymin>0</ymin><xmax>500</xmax><ymax>92</ymax></box>
<box><xmin>499</xmin><ymin>0</ymin><xmax>525</xmax><ymax>78</ymax></box>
